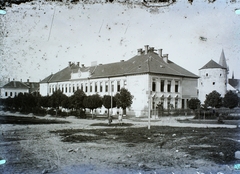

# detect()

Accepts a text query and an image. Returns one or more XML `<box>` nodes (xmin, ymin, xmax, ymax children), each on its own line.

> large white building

<box><xmin>198</xmin><ymin>50</ymin><xmax>228</xmax><ymax>104</ymax></box>
<box><xmin>40</xmin><ymin>45</ymin><xmax>198</xmax><ymax>117</ymax></box>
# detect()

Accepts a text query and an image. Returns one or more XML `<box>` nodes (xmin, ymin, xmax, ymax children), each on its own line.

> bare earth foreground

<box><xmin>0</xmin><ymin>112</ymin><xmax>240</xmax><ymax>174</ymax></box>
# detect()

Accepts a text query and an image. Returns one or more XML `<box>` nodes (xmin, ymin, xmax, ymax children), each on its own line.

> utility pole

<box><xmin>147</xmin><ymin>58</ymin><xmax>151</xmax><ymax>130</ymax></box>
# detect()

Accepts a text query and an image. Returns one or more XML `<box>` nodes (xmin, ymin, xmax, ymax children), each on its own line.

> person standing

<box><xmin>118</xmin><ymin>113</ymin><xmax>123</xmax><ymax>125</ymax></box>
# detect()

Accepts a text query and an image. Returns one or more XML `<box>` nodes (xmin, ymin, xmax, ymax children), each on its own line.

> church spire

<box><xmin>219</xmin><ymin>49</ymin><xmax>228</xmax><ymax>69</ymax></box>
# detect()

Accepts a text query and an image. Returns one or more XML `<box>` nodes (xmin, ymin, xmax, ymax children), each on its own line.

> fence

<box><xmin>133</xmin><ymin>108</ymin><xmax>240</xmax><ymax>118</ymax></box>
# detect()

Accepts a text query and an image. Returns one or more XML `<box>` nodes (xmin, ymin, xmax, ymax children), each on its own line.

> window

<box><xmin>62</xmin><ymin>86</ymin><xmax>64</xmax><ymax>92</ymax></box>
<box><xmin>167</xmin><ymin>81</ymin><xmax>171</xmax><ymax>92</ymax></box>
<box><xmin>100</xmin><ymin>82</ymin><xmax>103</xmax><ymax>92</ymax></box>
<box><xmin>206</xmin><ymin>73</ymin><xmax>208</xmax><ymax>76</ymax></box>
<box><xmin>117</xmin><ymin>81</ymin><xmax>120</xmax><ymax>92</ymax></box>
<box><xmin>90</xmin><ymin>83</ymin><xmax>92</xmax><ymax>92</ymax></box>
<box><xmin>105</xmin><ymin>83</ymin><xmax>108</xmax><ymax>92</ymax></box>
<box><xmin>111</xmin><ymin>81</ymin><xmax>114</xmax><ymax>92</ymax></box>
<box><xmin>175</xmin><ymin>81</ymin><xmax>179</xmax><ymax>92</ymax></box>
<box><xmin>85</xmin><ymin>84</ymin><xmax>88</xmax><ymax>92</ymax></box>
<box><xmin>5</xmin><ymin>92</ymin><xmax>7</xmax><ymax>96</ymax></box>
<box><xmin>73</xmin><ymin>86</ymin><xmax>75</xmax><ymax>92</ymax></box>
<box><xmin>220</xmin><ymin>74</ymin><xmax>222</xmax><ymax>76</ymax></box>
<box><xmin>77</xmin><ymin>84</ymin><xmax>79</xmax><ymax>90</ymax></box>
<box><xmin>182</xmin><ymin>99</ymin><xmax>185</xmax><ymax>109</ymax></box>
<box><xmin>152</xmin><ymin>81</ymin><xmax>156</xmax><ymax>92</ymax></box>
<box><xmin>65</xmin><ymin>86</ymin><xmax>68</xmax><ymax>93</ymax></box>
<box><xmin>95</xmin><ymin>83</ymin><xmax>98</xmax><ymax>92</ymax></box>
<box><xmin>161</xmin><ymin>80</ymin><xmax>164</xmax><ymax>92</ymax></box>
<box><xmin>175</xmin><ymin>99</ymin><xmax>178</xmax><ymax>109</ymax></box>
<box><xmin>213</xmin><ymin>82</ymin><xmax>215</xmax><ymax>85</ymax></box>
<box><xmin>81</xmin><ymin>84</ymin><xmax>83</xmax><ymax>90</ymax></box>
<box><xmin>10</xmin><ymin>92</ymin><xmax>12</xmax><ymax>96</ymax></box>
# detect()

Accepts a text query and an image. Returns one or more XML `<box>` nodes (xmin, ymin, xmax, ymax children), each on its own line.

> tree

<box><xmin>40</xmin><ymin>95</ymin><xmax>51</xmax><ymax>108</ymax></box>
<box><xmin>83</xmin><ymin>94</ymin><xmax>102</xmax><ymax>119</ymax></box>
<box><xmin>114</xmin><ymin>88</ymin><xmax>133</xmax><ymax>115</ymax></box>
<box><xmin>102</xmin><ymin>95</ymin><xmax>116</xmax><ymax>118</ymax></box>
<box><xmin>50</xmin><ymin>89</ymin><xmax>67</xmax><ymax>116</ymax></box>
<box><xmin>188</xmin><ymin>98</ymin><xmax>201</xmax><ymax>111</ymax></box>
<box><xmin>188</xmin><ymin>98</ymin><xmax>201</xmax><ymax>117</ymax></box>
<box><xmin>204</xmin><ymin>90</ymin><xmax>222</xmax><ymax>108</ymax></box>
<box><xmin>70</xmin><ymin>89</ymin><xmax>86</xmax><ymax>111</ymax></box>
<box><xmin>61</xmin><ymin>95</ymin><xmax>70</xmax><ymax>109</ymax></box>
<box><xmin>223</xmin><ymin>91</ymin><xmax>239</xmax><ymax>109</ymax></box>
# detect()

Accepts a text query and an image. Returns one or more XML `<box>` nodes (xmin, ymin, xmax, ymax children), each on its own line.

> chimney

<box><xmin>163</xmin><ymin>54</ymin><xmax>168</xmax><ymax>63</ymax></box>
<box><xmin>20</xmin><ymin>79</ymin><xmax>22</xmax><ymax>82</ymax></box>
<box><xmin>8</xmin><ymin>78</ymin><xmax>10</xmax><ymax>82</ymax></box>
<box><xmin>77</xmin><ymin>62</ymin><xmax>80</xmax><ymax>66</ymax></box>
<box><xmin>144</xmin><ymin>45</ymin><xmax>149</xmax><ymax>55</ymax></box>
<box><xmin>82</xmin><ymin>64</ymin><xmax>85</xmax><ymax>68</ymax></box>
<box><xmin>137</xmin><ymin>48</ymin><xmax>142</xmax><ymax>56</ymax></box>
<box><xmin>27</xmin><ymin>79</ymin><xmax>29</xmax><ymax>83</ymax></box>
<box><xmin>149</xmin><ymin>47</ymin><xmax>154</xmax><ymax>52</ymax></box>
<box><xmin>68</xmin><ymin>61</ymin><xmax>71</xmax><ymax>67</ymax></box>
<box><xmin>158</xmin><ymin>49</ymin><xmax>162</xmax><ymax>58</ymax></box>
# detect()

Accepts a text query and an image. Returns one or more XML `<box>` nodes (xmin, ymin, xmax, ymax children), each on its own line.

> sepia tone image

<box><xmin>0</xmin><ymin>0</ymin><xmax>240</xmax><ymax>173</ymax></box>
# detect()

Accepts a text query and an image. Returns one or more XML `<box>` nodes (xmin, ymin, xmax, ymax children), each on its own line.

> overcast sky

<box><xmin>1</xmin><ymin>0</ymin><xmax>240</xmax><ymax>83</ymax></box>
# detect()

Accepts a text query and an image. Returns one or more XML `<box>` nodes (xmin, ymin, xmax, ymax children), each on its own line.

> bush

<box><xmin>194</xmin><ymin>110</ymin><xmax>218</xmax><ymax>119</ymax></box>
<box><xmin>59</xmin><ymin>111</ymin><xmax>68</xmax><ymax>117</ymax></box>
<box><xmin>33</xmin><ymin>107</ymin><xmax>47</xmax><ymax>116</ymax></box>
<box><xmin>69</xmin><ymin>110</ymin><xmax>86</xmax><ymax>119</ymax></box>
<box><xmin>48</xmin><ymin>108</ymin><xmax>56</xmax><ymax>116</ymax></box>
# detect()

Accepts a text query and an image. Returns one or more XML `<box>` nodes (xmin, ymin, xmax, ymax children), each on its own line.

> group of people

<box><xmin>108</xmin><ymin>113</ymin><xmax>123</xmax><ymax>125</ymax></box>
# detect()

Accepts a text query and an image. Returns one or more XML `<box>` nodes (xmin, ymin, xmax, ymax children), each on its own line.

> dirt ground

<box><xmin>1</xmin><ymin>112</ymin><xmax>240</xmax><ymax>174</ymax></box>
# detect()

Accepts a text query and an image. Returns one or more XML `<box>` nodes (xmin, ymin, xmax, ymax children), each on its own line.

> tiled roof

<box><xmin>24</xmin><ymin>82</ymin><xmax>40</xmax><ymax>93</ymax></box>
<box><xmin>219</xmin><ymin>49</ymin><xmax>228</xmax><ymax>69</ymax></box>
<box><xmin>2</xmin><ymin>81</ymin><xmax>29</xmax><ymax>89</ymax></box>
<box><xmin>229</xmin><ymin>79</ymin><xmax>240</xmax><ymax>90</ymax></box>
<box><xmin>199</xmin><ymin>59</ymin><xmax>226</xmax><ymax>70</ymax></box>
<box><xmin>40</xmin><ymin>51</ymin><xmax>198</xmax><ymax>83</ymax></box>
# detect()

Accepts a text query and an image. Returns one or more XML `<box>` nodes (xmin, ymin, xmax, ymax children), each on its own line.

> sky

<box><xmin>0</xmin><ymin>0</ymin><xmax>240</xmax><ymax>84</ymax></box>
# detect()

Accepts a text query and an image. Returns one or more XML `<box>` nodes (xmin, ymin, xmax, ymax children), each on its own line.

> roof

<box><xmin>219</xmin><ymin>49</ymin><xmax>228</xmax><ymax>69</ymax></box>
<box><xmin>2</xmin><ymin>81</ymin><xmax>29</xmax><ymax>89</ymax></box>
<box><xmin>199</xmin><ymin>59</ymin><xmax>226</xmax><ymax>70</ymax></box>
<box><xmin>40</xmin><ymin>50</ymin><xmax>198</xmax><ymax>83</ymax></box>
<box><xmin>24</xmin><ymin>82</ymin><xmax>40</xmax><ymax>93</ymax></box>
<box><xmin>229</xmin><ymin>79</ymin><xmax>240</xmax><ymax>90</ymax></box>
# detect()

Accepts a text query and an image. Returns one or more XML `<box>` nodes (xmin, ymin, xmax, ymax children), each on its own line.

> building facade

<box><xmin>0</xmin><ymin>79</ymin><xmax>40</xmax><ymax>99</ymax></box>
<box><xmin>198</xmin><ymin>50</ymin><xmax>228</xmax><ymax>104</ymax></box>
<box><xmin>40</xmin><ymin>45</ymin><xmax>198</xmax><ymax>117</ymax></box>
<box><xmin>0</xmin><ymin>81</ymin><xmax>29</xmax><ymax>99</ymax></box>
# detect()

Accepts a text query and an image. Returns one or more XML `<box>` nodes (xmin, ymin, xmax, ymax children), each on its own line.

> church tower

<box><xmin>198</xmin><ymin>50</ymin><xmax>228</xmax><ymax>104</ymax></box>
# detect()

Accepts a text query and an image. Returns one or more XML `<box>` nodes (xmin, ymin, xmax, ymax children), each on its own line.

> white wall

<box><xmin>198</xmin><ymin>68</ymin><xmax>227</xmax><ymax>104</ymax></box>
<box><xmin>127</xmin><ymin>74</ymin><xmax>149</xmax><ymax>117</ymax></box>
<box><xmin>0</xmin><ymin>88</ymin><xmax>29</xmax><ymax>99</ymax></box>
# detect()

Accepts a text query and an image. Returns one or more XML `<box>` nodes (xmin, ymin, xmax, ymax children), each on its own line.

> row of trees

<box><xmin>188</xmin><ymin>90</ymin><xmax>239</xmax><ymax>116</ymax></box>
<box><xmin>0</xmin><ymin>88</ymin><xmax>133</xmax><ymax>119</ymax></box>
